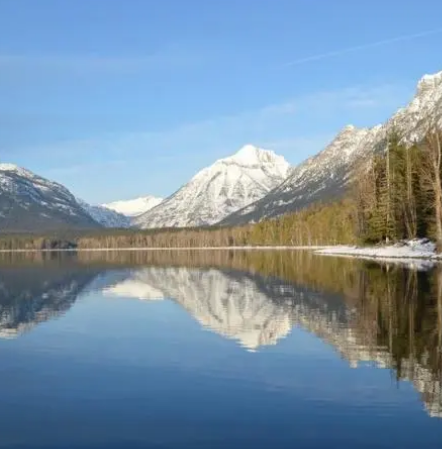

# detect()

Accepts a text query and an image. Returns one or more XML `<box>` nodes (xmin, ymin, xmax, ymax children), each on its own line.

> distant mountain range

<box><xmin>77</xmin><ymin>199</ymin><xmax>131</xmax><ymax>228</ymax></box>
<box><xmin>102</xmin><ymin>196</ymin><xmax>163</xmax><ymax>218</ymax></box>
<box><xmin>0</xmin><ymin>70</ymin><xmax>441</xmax><ymax>232</ymax></box>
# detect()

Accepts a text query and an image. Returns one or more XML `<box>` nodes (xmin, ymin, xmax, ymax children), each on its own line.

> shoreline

<box><xmin>0</xmin><ymin>245</ymin><xmax>323</xmax><ymax>253</ymax></box>
<box><xmin>0</xmin><ymin>240</ymin><xmax>441</xmax><ymax>263</ymax></box>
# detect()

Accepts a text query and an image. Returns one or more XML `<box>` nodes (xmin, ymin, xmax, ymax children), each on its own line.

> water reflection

<box><xmin>0</xmin><ymin>250</ymin><xmax>441</xmax><ymax>419</ymax></box>
<box><xmin>0</xmin><ymin>258</ymin><xmax>98</xmax><ymax>338</ymax></box>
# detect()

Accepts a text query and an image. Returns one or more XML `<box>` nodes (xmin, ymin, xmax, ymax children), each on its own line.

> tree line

<box><xmin>0</xmin><ymin>202</ymin><xmax>356</xmax><ymax>250</ymax></box>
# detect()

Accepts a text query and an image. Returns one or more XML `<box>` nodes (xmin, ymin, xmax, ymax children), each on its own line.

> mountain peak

<box><xmin>0</xmin><ymin>163</ymin><xmax>33</xmax><ymax>178</ymax></box>
<box><xmin>417</xmin><ymin>71</ymin><xmax>442</xmax><ymax>94</ymax></box>
<box><xmin>0</xmin><ymin>163</ymin><xmax>20</xmax><ymax>171</ymax></box>
<box><xmin>234</xmin><ymin>144</ymin><xmax>262</xmax><ymax>158</ymax></box>
<box><xmin>224</xmin><ymin>145</ymin><xmax>290</xmax><ymax>172</ymax></box>
<box><xmin>226</xmin><ymin>144</ymin><xmax>269</xmax><ymax>164</ymax></box>
<box><xmin>336</xmin><ymin>124</ymin><xmax>366</xmax><ymax>138</ymax></box>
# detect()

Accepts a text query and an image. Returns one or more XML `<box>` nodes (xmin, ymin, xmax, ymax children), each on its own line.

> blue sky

<box><xmin>1</xmin><ymin>0</ymin><xmax>441</xmax><ymax>203</ymax></box>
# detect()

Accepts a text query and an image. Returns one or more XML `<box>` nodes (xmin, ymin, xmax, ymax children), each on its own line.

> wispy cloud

<box><xmin>45</xmin><ymin>160</ymin><xmax>128</xmax><ymax>178</ymax></box>
<box><xmin>0</xmin><ymin>42</ymin><xmax>204</xmax><ymax>75</ymax></box>
<box><xmin>20</xmin><ymin>82</ymin><xmax>408</xmax><ymax>164</ymax></box>
<box><xmin>280</xmin><ymin>27</ymin><xmax>442</xmax><ymax>68</ymax></box>
<box><xmin>5</xmin><ymin>26</ymin><xmax>440</xmax><ymax>76</ymax></box>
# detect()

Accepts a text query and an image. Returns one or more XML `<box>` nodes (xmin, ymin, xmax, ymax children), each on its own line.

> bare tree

<box><xmin>420</xmin><ymin>128</ymin><xmax>442</xmax><ymax>250</ymax></box>
<box><xmin>404</xmin><ymin>143</ymin><xmax>417</xmax><ymax>239</ymax></box>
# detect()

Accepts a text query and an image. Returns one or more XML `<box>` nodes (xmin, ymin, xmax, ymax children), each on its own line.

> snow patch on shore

<box><xmin>316</xmin><ymin>239</ymin><xmax>439</xmax><ymax>266</ymax></box>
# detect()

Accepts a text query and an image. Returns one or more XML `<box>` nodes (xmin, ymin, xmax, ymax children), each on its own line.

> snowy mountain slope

<box><xmin>391</xmin><ymin>71</ymin><xmax>442</xmax><ymax>144</ymax></box>
<box><xmin>0</xmin><ymin>164</ymin><xmax>101</xmax><ymax>231</ymax></box>
<box><xmin>103</xmin><ymin>196</ymin><xmax>163</xmax><ymax>217</ymax></box>
<box><xmin>133</xmin><ymin>145</ymin><xmax>290</xmax><ymax>229</ymax></box>
<box><xmin>77</xmin><ymin>199</ymin><xmax>131</xmax><ymax>228</ymax></box>
<box><xmin>221</xmin><ymin>70</ymin><xmax>442</xmax><ymax>225</ymax></box>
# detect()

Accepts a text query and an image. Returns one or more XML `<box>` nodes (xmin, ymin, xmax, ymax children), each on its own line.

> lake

<box><xmin>0</xmin><ymin>250</ymin><xmax>441</xmax><ymax>448</ymax></box>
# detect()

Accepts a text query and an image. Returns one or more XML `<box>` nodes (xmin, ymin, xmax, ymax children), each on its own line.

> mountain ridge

<box><xmin>221</xmin><ymin>70</ymin><xmax>442</xmax><ymax>225</ymax></box>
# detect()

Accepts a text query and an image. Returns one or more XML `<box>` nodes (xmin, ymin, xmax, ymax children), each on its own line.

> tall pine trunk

<box><xmin>431</xmin><ymin>132</ymin><xmax>442</xmax><ymax>251</ymax></box>
<box><xmin>405</xmin><ymin>146</ymin><xmax>417</xmax><ymax>239</ymax></box>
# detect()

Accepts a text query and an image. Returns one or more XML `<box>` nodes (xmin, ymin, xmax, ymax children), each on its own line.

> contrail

<box><xmin>281</xmin><ymin>27</ymin><xmax>442</xmax><ymax>68</ymax></box>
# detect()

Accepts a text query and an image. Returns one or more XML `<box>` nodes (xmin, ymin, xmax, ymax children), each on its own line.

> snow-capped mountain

<box><xmin>0</xmin><ymin>164</ymin><xmax>101</xmax><ymax>231</ymax></box>
<box><xmin>222</xmin><ymin>70</ymin><xmax>442</xmax><ymax>225</ymax></box>
<box><xmin>103</xmin><ymin>195</ymin><xmax>163</xmax><ymax>217</ymax></box>
<box><xmin>134</xmin><ymin>145</ymin><xmax>290</xmax><ymax>229</ymax></box>
<box><xmin>77</xmin><ymin>199</ymin><xmax>131</xmax><ymax>228</ymax></box>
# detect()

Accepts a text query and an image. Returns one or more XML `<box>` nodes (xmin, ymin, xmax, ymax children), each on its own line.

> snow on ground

<box><xmin>318</xmin><ymin>253</ymin><xmax>436</xmax><ymax>270</ymax></box>
<box><xmin>316</xmin><ymin>239</ymin><xmax>439</xmax><ymax>264</ymax></box>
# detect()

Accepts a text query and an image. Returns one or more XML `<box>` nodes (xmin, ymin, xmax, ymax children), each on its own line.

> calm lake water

<box><xmin>1</xmin><ymin>250</ymin><xmax>442</xmax><ymax>448</ymax></box>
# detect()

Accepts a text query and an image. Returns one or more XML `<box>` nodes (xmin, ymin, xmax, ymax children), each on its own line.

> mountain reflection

<box><xmin>0</xmin><ymin>250</ymin><xmax>441</xmax><ymax>418</ymax></box>
<box><xmin>102</xmin><ymin>267</ymin><xmax>350</xmax><ymax>351</ymax></box>
<box><xmin>0</xmin><ymin>254</ymin><xmax>98</xmax><ymax>338</ymax></box>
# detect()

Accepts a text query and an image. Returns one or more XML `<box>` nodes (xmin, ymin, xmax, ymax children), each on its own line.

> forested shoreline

<box><xmin>0</xmin><ymin>128</ymin><xmax>440</xmax><ymax>251</ymax></box>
